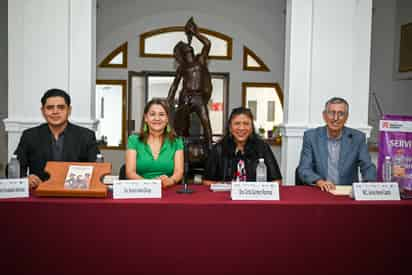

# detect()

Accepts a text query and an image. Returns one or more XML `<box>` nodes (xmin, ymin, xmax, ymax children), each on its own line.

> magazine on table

<box><xmin>64</xmin><ymin>165</ymin><xmax>94</xmax><ymax>190</ymax></box>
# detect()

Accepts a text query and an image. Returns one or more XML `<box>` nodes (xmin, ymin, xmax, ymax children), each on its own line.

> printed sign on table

<box><xmin>0</xmin><ymin>178</ymin><xmax>29</xmax><ymax>199</ymax></box>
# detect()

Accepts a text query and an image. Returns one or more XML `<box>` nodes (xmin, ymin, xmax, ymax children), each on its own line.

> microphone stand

<box><xmin>369</xmin><ymin>91</ymin><xmax>385</xmax><ymax>146</ymax></box>
<box><xmin>177</xmin><ymin>137</ymin><xmax>193</xmax><ymax>194</ymax></box>
<box><xmin>371</xmin><ymin>92</ymin><xmax>384</xmax><ymax>118</ymax></box>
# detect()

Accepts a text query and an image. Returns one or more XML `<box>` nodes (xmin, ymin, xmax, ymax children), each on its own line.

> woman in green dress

<box><xmin>125</xmin><ymin>98</ymin><xmax>184</xmax><ymax>188</ymax></box>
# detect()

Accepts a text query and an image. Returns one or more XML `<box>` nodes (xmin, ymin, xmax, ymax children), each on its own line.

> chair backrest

<box><xmin>295</xmin><ymin>167</ymin><xmax>305</xmax><ymax>185</ymax></box>
<box><xmin>119</xmin><ymin>164</ymin><xmax>126</xmax><ymax>180</ymax></box>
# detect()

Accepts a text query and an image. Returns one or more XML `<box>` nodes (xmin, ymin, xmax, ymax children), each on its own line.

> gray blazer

<box><xmin>297</xmin><ymin>126</ymin><xmax>376</xmax><ymax>185</ymax></box>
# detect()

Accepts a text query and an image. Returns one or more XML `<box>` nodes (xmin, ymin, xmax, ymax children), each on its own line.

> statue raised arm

<box><xmin>167</xmin><ymin>17</ymin><xmax>213</xmax><ymax>145</ymax></box>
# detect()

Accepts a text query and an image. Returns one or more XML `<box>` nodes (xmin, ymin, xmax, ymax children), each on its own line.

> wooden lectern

<box><xmin>35</xmin><ymin>161</ymin><xmax>111</xmax><ymax>198</ymax></box>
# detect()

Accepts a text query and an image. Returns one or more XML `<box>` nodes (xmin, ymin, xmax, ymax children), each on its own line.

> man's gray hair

<box><xmin>324</xmin><ymin>97</ymin><xmax>349</xmax><ymax>113</ymax></box>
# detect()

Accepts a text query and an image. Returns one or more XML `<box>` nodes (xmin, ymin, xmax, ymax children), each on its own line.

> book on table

<box><xmin>329</xmin><ymin>185</ymin><xmax>352</xmax><ymax>196</ymax></box>
<box><xmin>64</xmin><ymin>165</ymin><xmax>94</xmax><ymax>190</ymax></box>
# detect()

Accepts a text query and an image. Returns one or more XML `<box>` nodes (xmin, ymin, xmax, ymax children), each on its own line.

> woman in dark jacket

<box><xmin>203</xmin><ymin>107</ymin><xmax>282</xmax><ymax>185</ymax></box>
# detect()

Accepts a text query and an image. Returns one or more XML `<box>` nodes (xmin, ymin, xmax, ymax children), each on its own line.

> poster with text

<box><xmin>378</xmin><ymin>114</ymin><xmax>412</xmax><ymax>191</ymax></box>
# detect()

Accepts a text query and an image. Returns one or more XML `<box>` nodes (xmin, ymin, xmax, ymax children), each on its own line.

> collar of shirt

<box><xmin>47</xmin><ymin>125</ymin><xmax>68</xmax><ymax>142</ymax></box>
<box><xmin>326</xmin><ymin>131</ymin><xmax>342</xmax><ymax>142</ymax></box>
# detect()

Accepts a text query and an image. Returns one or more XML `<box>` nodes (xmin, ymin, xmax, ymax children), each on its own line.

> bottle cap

<box><xmin>259</xmin><ymin>158</ymin><xmax>264</xmax><ymax>162</ymax></box>
<box><xmin>385</xmin><ymin>156</ymin><xmax>391</xmax><ymax>160</ymax></box>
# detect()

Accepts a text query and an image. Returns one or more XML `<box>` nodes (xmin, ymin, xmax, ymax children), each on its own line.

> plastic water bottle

<box><xmin>392</xmin><ymin>150</ymin><xmax>406</xmax><ymax>178</ymax></box>
<box><xmin>256</xmin><ymin>158</ymin><xmax>267</xmax><ymax>182</ymax></box>
<box><xmin>8</xmin><ymin>154</ymin><xmax>20</xmax><ymax>179</ymax></box>
<box><xmin>382</xmin><ymin>156</ymin><xmax>392</xmax><ymax>182</ymax></box>
<box><xmin>96</xmin><ymin>153</ymin><xmax>104</xmax><ymax>163</ymax></box>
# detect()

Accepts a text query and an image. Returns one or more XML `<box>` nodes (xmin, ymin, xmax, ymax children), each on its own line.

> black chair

<box><xmin>295</xmin><ymin>167</ymin><xmax>305</xmax><ymax>185</ymax></box>
<box><xmin>119</xmin><ymin>164</ymin><xmax>126</xmax><ymax>180</ymax></box>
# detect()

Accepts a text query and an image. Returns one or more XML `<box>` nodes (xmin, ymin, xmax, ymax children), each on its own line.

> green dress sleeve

<box><xmin>175</xmin><ymin>137</ymin><xmax>184</xmax><ymax>150</ymax></box>
<box><xmin>127</xmin><ymin>134</ymin><xmax>139</xmax><ymax>150</ymax></box>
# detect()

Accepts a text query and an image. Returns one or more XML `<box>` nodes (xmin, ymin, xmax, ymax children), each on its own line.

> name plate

<box><xmin>113</xmin><ymin>179</ymin><xmax>161</xmax><ymax>199</ymax></box>
<box><xmin>231</xmin><ymin>181</ymin><xmax>279</xmax><ymax>201</ymax></box>
<box><xmin>352</xmin><ymin>182</ymin><xmax>400</xmax><ymax>201</ymax></box>
<box><xmin>0</xmin><ymin>178</ymin><xmax>29</xmax><ymax>199</ymax></box>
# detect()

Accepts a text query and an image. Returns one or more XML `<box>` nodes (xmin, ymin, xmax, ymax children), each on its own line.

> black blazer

<box><xmin>14</xmin><ymin>122</ymin><xmax>99</xmax><ymax>180</ymax></box>
<box><xmin>204</xmin><ymin>135</ymin><xmax>282</xmax><ymax>182</ymax></box>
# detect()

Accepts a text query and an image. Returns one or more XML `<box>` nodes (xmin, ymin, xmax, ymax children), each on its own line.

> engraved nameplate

<box><xmin>113</xmin><ymin>179</ymin><xmax>161</xmax><ymax>199</ymax></box>
<box><xmin>352</xmin><ymin>182</ymin><xmax>400</xmax><ymax>201</ymax></box>
<box><xmin>0</xmin><ymin>178</ymin><xmax>29</xmax><ymax>199</ymax></box>
<box><xmin>231</xmin><ymin>181</ymin><xmax>279</xmax><ymax>200</ymax></box>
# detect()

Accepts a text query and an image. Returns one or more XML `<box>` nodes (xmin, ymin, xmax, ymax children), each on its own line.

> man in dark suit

<box><xmin>297</xmin><ymin>97</ymin><xmax>376</xmax><ymax>192</ymax></box>
<box><xmin>14</xmin><ymin>89</ymin><xmax>99</xmax><ymax>189</ymax></box>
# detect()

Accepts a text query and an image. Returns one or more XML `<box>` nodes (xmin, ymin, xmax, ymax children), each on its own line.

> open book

<box><xmin>64</xmin><ymin>165</ymin><xmax>94</xmax><ymax>190</ymax></box>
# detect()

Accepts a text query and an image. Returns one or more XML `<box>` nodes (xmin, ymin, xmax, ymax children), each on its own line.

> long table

<box><xmin>1</xmin><ymin>185</ymin><xmax>411</xmax><ymax>275</ymax></box>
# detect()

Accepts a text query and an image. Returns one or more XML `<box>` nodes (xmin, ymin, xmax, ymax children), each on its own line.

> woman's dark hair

<box><xmin>41</xmin><ymin>88</ymin><xmax>71</xmax><ymax>106</ymax></box>
<box><xmin>138</xmin><ymin>98</ymin><xmax>176</xmax><ymax>143</ymax></box>
<box><xmin>223</xmin><ymin>107</ymin><xmax>258</xmax><ymax>141</ymax></box>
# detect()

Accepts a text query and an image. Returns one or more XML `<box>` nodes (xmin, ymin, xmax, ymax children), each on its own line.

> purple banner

<box><xmin>378</xmin><ymin>114</ymin><xmax>412</xmax><ymax>191</ymax></box>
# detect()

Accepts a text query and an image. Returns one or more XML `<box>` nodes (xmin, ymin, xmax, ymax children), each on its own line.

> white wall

<box><xmin>369</xmin><ymin>0</ymin><xmax>412</xmax><ymax>144</ymax></box>
<box><xmin>5</xmin><ymin>0</ymin><xmax>97</xmax><ymax>160</ymax></box>
<box><xmin>0</xmin><ymin>0</ymin><xmax>8</xmax><ymax>176</ymax></box>
<box><xmin>281</xmin><ymin>0</ymin><xmax>374</xmax><ymax>184</ymax></box>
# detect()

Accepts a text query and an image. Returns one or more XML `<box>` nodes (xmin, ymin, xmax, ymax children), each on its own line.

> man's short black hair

<box><xmin>41</xmin><ymin>89</ymin><xmax>71</xmax><ymax>106</ymax></box>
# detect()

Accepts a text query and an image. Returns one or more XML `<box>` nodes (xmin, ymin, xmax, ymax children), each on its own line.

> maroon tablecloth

<box><xmin>1</xmin><ymin>185</ymin><xmax>411</xmax><ymax>275</ymax></box>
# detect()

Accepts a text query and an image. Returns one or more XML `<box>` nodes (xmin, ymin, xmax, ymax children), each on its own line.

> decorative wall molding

<box><xmin>99</xmin><ymin>42</ymin><xmax>128</xmax><ymax>68</ymax></box>
<box><xmin>242</xmin><ymin>46</ymin><xmax>270</xmax><ymax>71</ymax></box>
<box><xmin>140</xmin><ymin>26</ymin><xmax>233</xmax><ymax>60</ymax></box>
<box><xmin>241</xmin><ymin>82</ymin><xmax>283</xmax><ymax>107</ymax></box>
<box><xmin>279</xmin><ymin>124</ymin><xmax>308</xmax><ymax>137</ymax></box>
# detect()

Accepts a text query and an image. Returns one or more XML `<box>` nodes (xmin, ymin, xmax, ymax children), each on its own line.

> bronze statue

<box><xmin>167</xmin><ymin>17</ymin><xmax>213</xmax><ymax>146</ymax></box>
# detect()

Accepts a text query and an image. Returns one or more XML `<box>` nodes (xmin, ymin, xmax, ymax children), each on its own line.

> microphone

<box><xmin>371</xmin><ymin>92</ymin><xmax>384</xmax><ymax>117</ymax></box>
<box><xmin>222</xmin><ymin>157</ymin><xmax>233</xmax><ymax>183</ymax></box>
<box><xmin>222</xmin><ymin>158</ymin><xmax>227</xmax><ymax>183</ymax></box>
<box><xmin>227</xmin><ymin>158</ymin><xmax>233</xmax><ymax>182</ymax></box>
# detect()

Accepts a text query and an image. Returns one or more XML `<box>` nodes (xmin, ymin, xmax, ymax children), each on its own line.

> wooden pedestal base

<box><xmin>35</xmin><ymin>161</ymin><xmax>111</xmax><ymax>198</ymax></box>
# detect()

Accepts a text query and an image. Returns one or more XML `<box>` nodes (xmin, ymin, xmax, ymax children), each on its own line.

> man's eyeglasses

<box><xmin>325</xmin><ymin>110</ymin><xmax>346</xmax><ymax>119</ymax></box>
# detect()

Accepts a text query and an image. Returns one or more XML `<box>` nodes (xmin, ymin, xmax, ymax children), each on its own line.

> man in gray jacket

<box><xmin>297</xmin><ymin>97</ymin><xmax>376</xmax><ymax>192</ymax></box>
